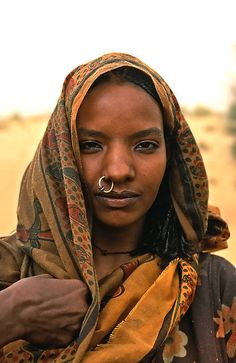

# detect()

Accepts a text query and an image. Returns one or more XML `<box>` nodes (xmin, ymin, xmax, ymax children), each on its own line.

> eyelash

<box><xmin>79</xmin><ymin>141</ymin><xmax>102</xmax><ymax>153</ymax></box>
<box><xmin>79</xmin><ymin>140</ymin><xmax>160</xmax><ymax>154</ymax></box>
<box><xmin>135</xmin><ymin>141</ymin><xmax>159</xmax><ymax>153</ymax></box>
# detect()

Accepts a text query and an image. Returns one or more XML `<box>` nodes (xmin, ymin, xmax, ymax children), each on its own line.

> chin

<box><xmin>94</xmin><ymin>211</ymin><xmax>145</xmax><ymax>230</ymax></box>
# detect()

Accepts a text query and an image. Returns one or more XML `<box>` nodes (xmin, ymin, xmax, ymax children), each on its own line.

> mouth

<box><xmin>94</xmin><ymin>190</ymin><xmax>141</xmax><ymax>208</ymax></box>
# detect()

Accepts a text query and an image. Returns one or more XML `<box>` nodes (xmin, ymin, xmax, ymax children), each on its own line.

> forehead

<box><xmin>86</xmin><ymin>66</ymin><xmax>162</xmax><ymax>106</ymax></box>
<box><xmin>77</xmin><ymin>81</ymin><xmax>163</xmax><ymax>133</ymax></box>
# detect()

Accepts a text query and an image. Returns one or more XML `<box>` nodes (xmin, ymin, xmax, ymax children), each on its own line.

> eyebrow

<box><xmin>78</xmin><ymin>127</ymin><xmax>163</xmax><ymax>139</ymax></box>
<box><xmin>78</xmin><ymin>128</ymin><xmax>108</xmax><ymax>138</ymax></box>
<box><xmin>131</xmin><ymin>127</ymin><xmax>163</xmax><ymax>139</ymax></box>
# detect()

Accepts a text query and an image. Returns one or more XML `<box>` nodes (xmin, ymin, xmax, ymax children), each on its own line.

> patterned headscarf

<box><xmin>10</xmin><ymin>52</ymin><xmax>229</xmax><ymax>361</ymax></box>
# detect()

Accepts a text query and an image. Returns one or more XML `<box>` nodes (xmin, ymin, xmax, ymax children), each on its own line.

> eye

<box><xmin>135</xmin><ymin>141</ymin><xmax>159</xmax><ymax>153</ymax></box>
<box><xmin>79</xmin><ymin>141</ymin><xmax>102</xmax><ymax>153</ymax></box>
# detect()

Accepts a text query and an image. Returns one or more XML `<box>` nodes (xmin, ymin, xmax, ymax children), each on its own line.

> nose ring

<box><xmin>98</xmin><ymin>176</ymin><xmax>114</xmax><ymax>193</ymax></box>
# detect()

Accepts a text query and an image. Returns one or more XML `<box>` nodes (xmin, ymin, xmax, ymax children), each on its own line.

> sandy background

<box><xmin>0</xmin><ymin>113</ymin><xmax>236</xmax><ymax>264</ymax></box>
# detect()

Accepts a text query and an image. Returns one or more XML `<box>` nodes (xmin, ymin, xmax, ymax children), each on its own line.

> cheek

<box><xmin>146</xmin><ymin>157</ymin><xmax>167</xmax><ymax>195</ymax></box>
<box><xmin>145</xmin><ymin>155</ymin><xmax>167</xmax><ymax>181</ymax></box>
<box><xmin>80</xmin><ymin>157</ymin><xmax>99</xmax><ymax>191</ymax></box>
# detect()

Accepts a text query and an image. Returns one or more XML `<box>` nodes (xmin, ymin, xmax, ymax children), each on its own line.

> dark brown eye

<box><xmin>79</xmin><ymin>141</ymin><xmax>102</xmax><ymax>153</ymax></box>
<box><xmin>135</xmin><ymin>141</ymin><xmax>159</xmax><ymax>153</ymax></box>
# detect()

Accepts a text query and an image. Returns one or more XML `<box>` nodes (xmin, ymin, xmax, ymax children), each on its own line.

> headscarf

<box><xmin>2</xmin><ymin>53</ymin><xmax>229</xmax><ymax>362</ymax></box>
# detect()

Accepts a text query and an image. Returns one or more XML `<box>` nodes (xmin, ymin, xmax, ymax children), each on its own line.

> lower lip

<box><xmin>95</xmin><ymin>196</ymin><xmax>139</xmax><ymax>208</ymax></box>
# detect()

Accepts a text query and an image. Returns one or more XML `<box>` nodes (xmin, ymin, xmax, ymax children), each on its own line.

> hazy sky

<box><xmin>1</xmin><ymin>0</ymin><xmax>236</xmax><ymax>115</ymax></box>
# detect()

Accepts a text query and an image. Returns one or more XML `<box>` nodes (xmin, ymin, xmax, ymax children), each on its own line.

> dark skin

<box><xmin>0</xmin><ymin>80</ymin><xmax>166</xmax><ymax>348</ymax></box>
<box><xmin>78</xmin><ymin>81</ymin><xmax>166</xmax><ymax>279</ymax></box>
<box><xmin>0</xmin><ymin>275</ymin><xmax>89</xmax><ymax>348</ymax></box>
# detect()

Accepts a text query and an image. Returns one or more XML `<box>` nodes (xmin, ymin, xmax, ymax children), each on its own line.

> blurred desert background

<box><xmin>0</xmin><ymin>109</ymin><xmax>236</xmax><ymax>264</ymax></box>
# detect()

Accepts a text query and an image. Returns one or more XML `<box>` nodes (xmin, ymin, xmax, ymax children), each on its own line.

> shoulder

<box><xmin>199</xmin><ymin>252</ymin><xmax>236</xmax><ymax>302</ymax></box>
<box><xmin>0</xmin><ymin>233</ymin><xmax>24</xmax><ymax>284</ymax></box>
<box><xmin>199</xmin><ymin>252</ymin><xmax>235</xmax><ymax>274</ymax></box>
<box><xmin>0</xmin><ymin>232</ymin><xmax>23</xmax><ymax>257</ymax></box>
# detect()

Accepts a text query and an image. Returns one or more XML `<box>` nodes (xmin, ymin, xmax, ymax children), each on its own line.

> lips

<box><xmin>96</xmin><ymin>190</ymin><xmax>140</xmax><ymax>198</ymax></box>
<box><xmin>95</xmin><ymin>190</ymin><xmax>141</xmax><ymax>208</ymax></box>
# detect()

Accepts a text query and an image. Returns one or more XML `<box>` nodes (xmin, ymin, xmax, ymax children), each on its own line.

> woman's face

<box><xmin>77</xmin><ymin>80</ymin><xmax>167</xmax><ymax>230</ymax></box>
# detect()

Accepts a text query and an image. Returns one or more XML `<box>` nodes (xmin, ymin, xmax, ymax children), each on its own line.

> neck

<box><xmin>92</xmin><ymin>219</ymin><xmax>144</xmax><ymax>254</ymax></box>
<box><xmin>91</xmin><ymin>219</ymin><xmax>145</xmax><ymax>280</ymax></box>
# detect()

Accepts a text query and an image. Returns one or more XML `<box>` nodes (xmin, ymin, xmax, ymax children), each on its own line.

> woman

<box><xmin>0</xmin><ymin>52</ymin><xmax>235</xmax><ymax>362</ymax></box>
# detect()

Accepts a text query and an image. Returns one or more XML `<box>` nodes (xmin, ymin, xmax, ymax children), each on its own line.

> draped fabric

<box><xmin>0</xmin><ymin>53</ymin><xmax>230</xmax><ymax>362</ymax></box>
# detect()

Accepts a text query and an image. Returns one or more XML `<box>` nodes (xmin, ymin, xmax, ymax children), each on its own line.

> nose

<box><xmin>103</xmin><ymin>144</ymin><xmax>135</xmax><ymax>184</ymax></box>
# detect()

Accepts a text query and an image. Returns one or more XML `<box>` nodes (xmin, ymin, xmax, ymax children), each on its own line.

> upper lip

<box><xmin>95</xmin><ymin>191</ymin><xmax>140</xmax><ymax>199</ymax></box>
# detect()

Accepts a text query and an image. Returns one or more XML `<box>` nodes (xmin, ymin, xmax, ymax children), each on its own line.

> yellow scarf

<box><xmin>2</xmin><ymin>254</ymin><xmax>198</xmax><ymax>362</ymax></box>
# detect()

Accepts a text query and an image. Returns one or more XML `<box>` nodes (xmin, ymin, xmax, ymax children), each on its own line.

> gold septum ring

<box><xmin>98</xmin><ymin>176</ymin><xmax>114</xmax><ymax>193</ymax></box>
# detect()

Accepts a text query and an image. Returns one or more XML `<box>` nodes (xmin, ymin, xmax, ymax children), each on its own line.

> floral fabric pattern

<box><xmin>162</xmin><ymin>325</ymin><xmax>188</xmax><ymax>363</ymax></box>
<box><xmin>213</xmin><ymin>297</ymin><xmax>236</xmax><ymax>358</ymax></box>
